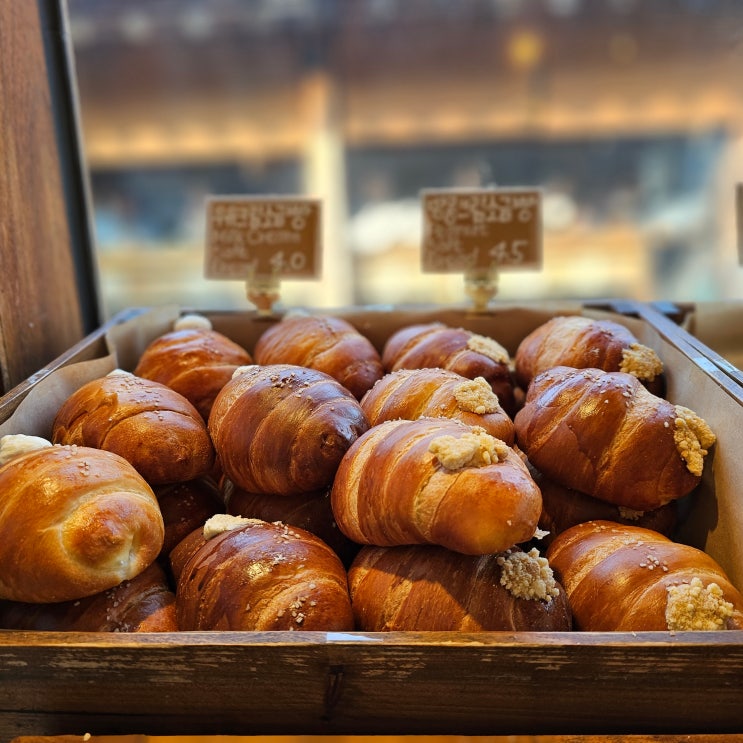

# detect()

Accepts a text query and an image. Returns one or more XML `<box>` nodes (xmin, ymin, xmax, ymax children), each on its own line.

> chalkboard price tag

<box><xmin>204</xmin><ymin>196</ymin><xmax>322</xmax><ymax>280</ymax></box>
<box><xmin>421</xmin><ymin>187</ymin><xmax>542</xmax><ymax>273</ymax></box>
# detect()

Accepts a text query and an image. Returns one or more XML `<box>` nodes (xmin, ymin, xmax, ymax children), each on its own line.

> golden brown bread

<box><xmin>348</xmin><ymin>543</ymin><xmax>572</xmax><ymax>632</ymax></box>
<box><xmin>0</xmin><ymin>562</ymin><xmax>178</xmax><ymax>632</ymax></box>
<box><xmin>330</xmin><ymin>417</ymin><xmax>542</xmax><ymax>555</ymax></box>
<box><xmin>226</xmin><ymin>483</ymin><xmax>361</xmax><ymax>568</ymax></box>
<box><xmin>154</xmin><ymin>477</ymin><xmax>225</xmax><ymax>558</ymax></box>
<box><xmin>0</xmin><ymin>440</ymin><xmax>164</xmax><ymax>603</ymax></box>
<box><xmin>133</xmin><ymin>314</ymin><xmax>253</xmax><ymax>421</ymax></box>
<box><xmin>172</xmin><ymin>515</ymin><xmax>354</xmax><ymax>631</ymax></box>
<box><xmin>51</xmin><ymin>370</ymin><xmax>215</xmax><ymax>485</ymax></box>
<box><xmin>253</xmin><ymin>313</ymin><xmax>384</xmax><ymax>399</ymax></box>
<box><xmin>360</xmin><ymin>368</ymin><xmax>515</xmax><ymax>445</ymax></box>
<box><xmin>513</xmin><ymin>366</ymin><xmax>715</xmax><ymax>511</ymax></box>
<box><xmin>208</xmin><ymin>363</ymin><xmax>369</xmax><ymax>495</ymax></box>
<box><xmin>546</xmin><ymin>520</ymin><xmax>743</xmax><ymax>631</ymax></box>
<box><xmin>529</xmin><ymin>463</ymin><xmax>678</xmax><ymax>546</ymax></box>
<box><xmin>514</xmin><ymin>315</ymin><xmax>664</xmax><ymax>393</ymax></box>
<box><xmin>381</xmin><ymin>322</ymin><xmax>517</xmax><ymax>417</ymax></box>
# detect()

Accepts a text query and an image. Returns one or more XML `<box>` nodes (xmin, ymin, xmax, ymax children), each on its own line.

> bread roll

<box><xmin>0</xmin><ymin>562</ymin><xmax>178</xmax><ymax>632</ymax></box>
<box><xmin>349</xmin><ymin>543</ymin><xmax>571</xmax><ymax>632</ymax></box>
<box><xmin>513</xmin><ymin>366</ymin><xmax>715</xmax><ymax>511</ymax></box>
<box><xmin>226</xmin><ymin>483</ymin><xmax>360</xmax><ymax>568</ymax></box>
<box><xmin>253</xmin><ymin>312</ymin><xmax>384</xmax><ymax>399</ymax></box>
<box><xmin>133</xmin><ymin>314</ymin><xmax>253</xmax><ymax>421</ymax></box>
<box><xmin>381</xmin><ymin>322</ymin><xmax>517</xmax><ymax>417</ymax></box>
<box><xmin>52</xmin><ymin>369</ymin><xmax>215</xmax><ymax>485</ymax></box>
<box><xmin>172</xmin><ymin>515</ymin><xmax>354</xmax><ymax>631</ymax></box>
<box><xmin>208</xmin><ymin>364</ymin><xmax>369</xmax><ymax>495</ymax></box>
<box><xmin>0</xmin><ymin>439</ymin><xmax>164</xmax><ymax>603</ymax></box>
<box><xmin>360</xmin><ymin>368</ymin><xmax>515</xmax><ymax>445</ymax></box>
<box><xmin>530</xmin><ymin>464</ymin><xmax>678</xmax><ymax>546</ymax></box>
<box><xmin>546</xmin><ymin>520</ymin><xmax>743</xmax><ymax>631</ymax></box>
<box><xmin>514</xmin><ymin>315</ymin><xmax>664</xmax><ymax>393</ymax></box>
<box><xmin>154</xmin><ymin>477</ymin><xmax>225</xmax><ymax>557</ymax></box>
<box><xmin>330</xmin><ymin>417</ymin><xmax>542</xmax><ymax>555</ymax></box>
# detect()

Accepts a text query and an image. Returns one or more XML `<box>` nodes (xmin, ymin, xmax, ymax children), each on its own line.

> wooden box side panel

<box><xmin>0</xmin><ymin>1</ymin><xmax>99</xmax><ymax>395</ymax></box>
<box><xmin>1</xmin><ymin>632</ymin><xmax>742</xmax><ymax>739</ymax></box>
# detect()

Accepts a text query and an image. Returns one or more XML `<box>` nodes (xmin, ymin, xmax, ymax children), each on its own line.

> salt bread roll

<box><xmin>331</xmin><ymin>417</ymin><xmax>542</xmax><ymax>555</ymax></box>
<box><xmin>0</xmin><ymin>436</ymin><xmax>164</xmax><ymax>603</ymax></box>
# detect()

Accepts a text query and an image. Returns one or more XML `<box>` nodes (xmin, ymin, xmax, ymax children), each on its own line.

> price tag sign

<box><xmin>421</xmin><ymin>187</ymin><xmax>542</xmax><ymax>273</ymax></box>
<box><xmin>204</xmin><ymin>195</ymin><xmax>321</xmax><ymax>279</ymax></box>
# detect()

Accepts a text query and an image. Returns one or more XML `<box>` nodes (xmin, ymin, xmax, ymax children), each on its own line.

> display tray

<box><xmin>0</xmin><ymin>300</ymin><xmax>742</xmax><ymax>741</ymax></box>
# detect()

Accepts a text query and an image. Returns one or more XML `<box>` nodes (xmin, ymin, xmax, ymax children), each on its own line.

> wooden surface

<box><xmin>0</xmin><ymin>630</ymin><xmax>742</xmax><ymax>740</ymax></box>
<box><xmin>10</xmin><ymin>736</ymin><xmax>743</xmax><ymax>743</ymax></box>
<box><xmin>0</xmin><ymin>0</ymin><xmax>100</xmax><ymax>396</ymax></box>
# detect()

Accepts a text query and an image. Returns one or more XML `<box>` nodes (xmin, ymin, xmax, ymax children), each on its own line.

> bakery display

<box><xmin>331</xmin><ymin>417</ymin><xmax>542</xmax><ymax>555</ymax></box>
<box><xmin>0</xmin><ymin>562</ymin><xmax>178</xmax><ymax>632</ymax></box>
<box><xmin>1</xmin><ymin>305</ymin><xmax>739</xmax><ymax>647</ymax></box>
<box><xmin>514</xmin><ymin>315</ymin><xmax>665</xmax><ymax>393</ymax></box>
<box><xmin>133</xmin><ymin>313</ymin><xmax>253</xmax><ymax>421</ymax></box>
<box><xmin>348</xmin><ymin>543</ymin><xmax>572</xmax><ymax>632</ymax></box>
<box><xmin>208</xmin><ymin>363</ymin><xmax>369</xmax><ymax>495</ymax></box>
<box><xmin>171</xmin><ymin>514</ymin><xmax>354</xmax><ymax>631</ymax></box>
<box><xmin>360</xmin><ymin>367</ymin><xmax>515</xmax><ymax>444</ymax></box>
<box><xmin>381</xmin><ymin>322</ymin><xmax>518</xmax><ymax>417</ymax></box>
<box><xmin>253</xmin><ymin>312</ymin><xmax>384</xmax><ymax>399</ymax></box>
<box><xmin>0</xmin><ymin>435</ymin><xmax>164</xmax><ymax>603</ymax></box>
<box><xmin>547</xmin><ymin>520</ymin><xmax>743</xmax><ymax>631</ymax></box>
<box><xmin>51</xmin><ymin>369</ymin><xmax>215</xmax><ymax>485</ymax></box>
<box><xmin>513</xmin><ymin>366</ymin><xmax>715</xmax><ymax>511</ymax></box>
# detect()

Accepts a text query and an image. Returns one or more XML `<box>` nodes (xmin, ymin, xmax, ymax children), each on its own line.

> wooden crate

<box><xmin>0</xmin><ymin>300</ymin><xmax>742</xmax><ymax>741</ymax></box>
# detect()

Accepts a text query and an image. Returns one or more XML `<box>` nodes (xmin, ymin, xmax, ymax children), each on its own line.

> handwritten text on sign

<box><xmin>421</xmin><ymin>188</ymin><xmax>542</xmax><ymax>273</ymax></box>
<box><xmin>204</xmin><ymin>196</ymin><xmax>321</xmax><ymax>279</ymax></box>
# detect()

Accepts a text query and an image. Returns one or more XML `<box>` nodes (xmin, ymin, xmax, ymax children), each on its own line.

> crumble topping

<box><xmin>618</xmin><ymin>506</ymin><xmax>645</xmax><ymax>521</ymax></box>
<box><xmin>619</xmin><ymin>343</ymin><xmax>664</xmax><ymax>381</ymax></box>
<box><xmin>672</xmin><ymin>406</ymin><xmax>716</xmax><ymax>476</ymax></box>
<box><xmin>428</xmin><ymin>428</ymin><xmax>509</xmax><ymax>470</ymax></box>
<box><xmin>453</xmin><ymin>377</ymin><xmax>500</xmax><ymax>414</ymax></box>
<box><xmin>665</xmin><ymin>577</ymin><xmax>734</xmax><ymax>631</ymax></box>
<box><xmin>466</xmin><ymin>334</ymin><xmax>510</xmax><ymax>365</ymax></box>
<box><xmin>496</xmin><ymin>547</ymin><xmax>560</xmax><ymax>602</ymax></box>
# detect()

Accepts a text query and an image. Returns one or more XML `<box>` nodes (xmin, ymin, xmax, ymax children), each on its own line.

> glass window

<box><xmin>66</xmin><ymin>0</ymin><xmax>743</xmax><ymax>316</ymax></box>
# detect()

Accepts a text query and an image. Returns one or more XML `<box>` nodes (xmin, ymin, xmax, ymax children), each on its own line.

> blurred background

<box><xmin>66</xmin><ymin>0</ymin><xmax>743</xmax><ymax>318</ymax></box>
